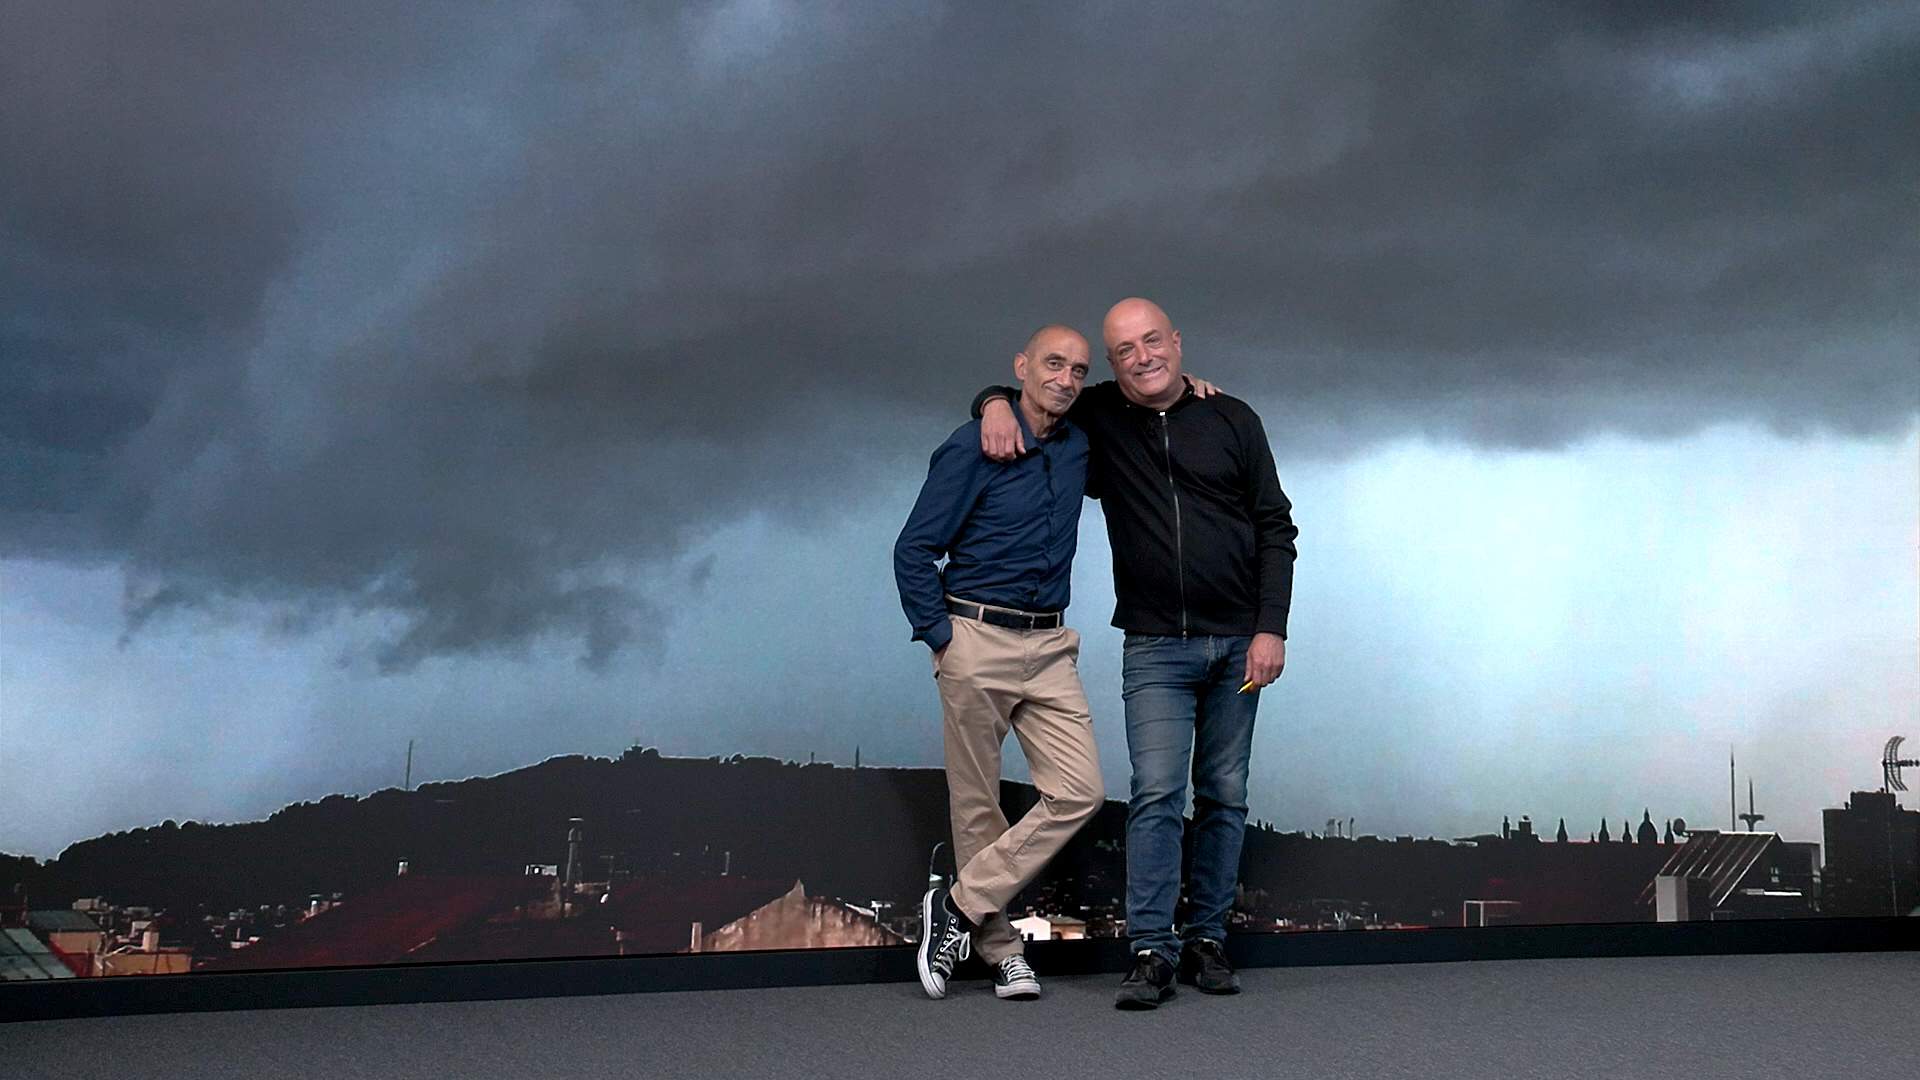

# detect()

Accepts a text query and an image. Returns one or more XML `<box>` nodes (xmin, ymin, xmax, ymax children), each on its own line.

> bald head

<box><xmin>1101</xmin><ymin>298</ymin><xmax>1172</xmax><ymax>348</ymax></box>
<box><xmin>1102</xmin><ymin>297</ymin><xmax>1184</xmax><ymax>409</ymax></box>
<box><xmin>1026</xmin><ymin>323</ymin><xmax>1087</xmax><ymax>358</ymax></box>
<box><xmin>1013</xmin><ymin>323</ymin><xmax>1091</xmax><ymax>427</ymax></box>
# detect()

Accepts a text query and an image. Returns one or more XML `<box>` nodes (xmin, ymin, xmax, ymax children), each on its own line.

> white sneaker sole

<box><xmin>994</xmin><ymin>979</ymin><xmax>1041</xmax><ymax>1000</ymax></box>
<box><xmin>915</xmin><ymin>887</ymin><xmax>947</xmax><ymax>999</ymax></box>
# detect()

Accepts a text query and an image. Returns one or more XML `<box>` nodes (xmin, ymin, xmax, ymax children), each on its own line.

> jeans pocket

<box><xmin>1123</xmin><ymin>632</ymin><xmax>1170</xmax><ymax>654</ymax></box>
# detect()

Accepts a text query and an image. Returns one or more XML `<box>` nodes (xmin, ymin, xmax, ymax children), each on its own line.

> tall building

<box><xmin>1821</xmin><ymin>791</ymin><xmax>1920</xmax><ymax>916</ymax></box>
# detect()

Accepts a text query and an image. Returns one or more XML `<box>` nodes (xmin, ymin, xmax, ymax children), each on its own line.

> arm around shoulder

<box><xmin>970</xmin><ymin>385</ymin><xmax>1019</xmax><ymax>419</ymax></box>
<box><xmin>972</xmin><ymin>386</ymin><xmax>1024</xmax><ymax>461</ymax></box>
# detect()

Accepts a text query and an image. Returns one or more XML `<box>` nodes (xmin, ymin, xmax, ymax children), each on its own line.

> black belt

<box><xmin>946</xmin><ymin>598</ymin><xmax>1063</xmax><ymax>631</ymax></box>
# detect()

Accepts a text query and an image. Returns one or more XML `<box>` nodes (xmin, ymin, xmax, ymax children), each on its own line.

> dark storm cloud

<box><xmin>4</xmin><ymin>1</ymin><xmax>1914</xmax><ymax>666</ymax></box>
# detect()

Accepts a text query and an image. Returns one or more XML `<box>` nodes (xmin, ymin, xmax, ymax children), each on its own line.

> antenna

<box><xmin>1729</xmin><ymin>749</ymin><xmax>1737</xmax><ymax>832</ymax></box>
<box><xmin>1880</xmin><ymin>736</ymin><xmax>1917</xmax><ymax>916</ymax></box>
<box><xmin>1883</xmin><ymin>736</ymin><xmax>1917</xmax><ymax>793</ymax></box>
<box><xmin>1738</xmin><ymin>778</ymin><xmax>1765</xmax><ymax>832</ymax></box>
<box><xmin>404</xmin><ymin>739</ymin><xmax>414</xmax><ymax>792</ymax></box>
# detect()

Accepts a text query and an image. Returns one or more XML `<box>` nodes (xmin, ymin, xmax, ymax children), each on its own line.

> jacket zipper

<box><xmin>1160</xmin><ymin>411</ymin><xmax>1188</xmax><ymax>637</ymax></box>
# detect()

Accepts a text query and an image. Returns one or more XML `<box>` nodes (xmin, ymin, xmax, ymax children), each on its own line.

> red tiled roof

<box><xmin>405</xmin><ymin>877</ymin><xmax>797</xmax><ymax>963</ymax></box>
<box><xmin>204</xmin><ymin>875</ymin><xmax>547</xmax><ymax>972</ymax></box>
<box><xmin>211</xmin><ymin>874</ymin><xmax>802</xmax><ymax>970</ymax></box>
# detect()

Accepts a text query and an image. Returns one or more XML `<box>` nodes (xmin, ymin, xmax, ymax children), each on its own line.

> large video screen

<box><xmin>4</xmin><ymin>4</ymin><xmax>1917</xmax><ymax>984</ymax></box>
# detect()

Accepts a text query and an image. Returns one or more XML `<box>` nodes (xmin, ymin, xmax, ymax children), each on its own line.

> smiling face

<box><xmin>1102</xmin><ymin>298</ymin><xmax>1183</xmax><ymax>409</ymax></box>
<box><xmin>1013</xmin><ymin>325</ymin><xmax>1092</xmax><ymax>420</ymax></box>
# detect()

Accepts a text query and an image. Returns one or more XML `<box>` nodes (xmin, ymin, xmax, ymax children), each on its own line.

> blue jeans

<box><xmin>1121</xmin><ymin>633</ymin><xmax>1259</xmax><ymax>963</ymax></box>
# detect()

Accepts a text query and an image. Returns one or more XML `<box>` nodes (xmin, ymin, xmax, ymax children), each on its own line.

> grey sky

<box><xmin>2</xmin><ymin>3</ymin><xmax>1917</xmax><ymax>857</ymax></box>
<box><xmin>5</xmin><ymin>422</ymin><xmax>1914</xmax><ymax>858</ymax></box>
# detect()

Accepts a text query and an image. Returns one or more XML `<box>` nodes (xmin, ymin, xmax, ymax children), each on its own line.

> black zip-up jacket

<box><xmin>974</xmin><ymin>380</ymin><xmax>1298</xmax><ymax>639</ymax></box>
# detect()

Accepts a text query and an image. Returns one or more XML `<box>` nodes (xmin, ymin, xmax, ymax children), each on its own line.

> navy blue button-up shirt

<box><xmin>893</xmin><ymin>407</ymin><xmax>1089</xmax><ymax>653</ymax></box>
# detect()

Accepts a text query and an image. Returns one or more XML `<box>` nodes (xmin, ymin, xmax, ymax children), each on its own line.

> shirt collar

<box><xmin>1013</xmin><ymin>401</ymin><xmax>1075</xmax><ymax>451</ymax></box>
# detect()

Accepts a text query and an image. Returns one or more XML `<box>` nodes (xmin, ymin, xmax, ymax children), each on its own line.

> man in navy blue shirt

<box><xmin>893</xmin><ymin>325</ymin><xmax>1106</xmax><ymax>1002</ymax></box>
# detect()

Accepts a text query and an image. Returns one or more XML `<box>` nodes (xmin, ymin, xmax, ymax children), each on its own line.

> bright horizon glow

<box><xmin>2</xmin><ymin>421</ymin><xmax>1914</xmax><ymax>860</ymax></box>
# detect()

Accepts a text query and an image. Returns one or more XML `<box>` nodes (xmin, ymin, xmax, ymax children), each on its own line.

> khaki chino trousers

<box><xmin>934</xmin><ymin>610</ymin><xmax>1105</xmax><ymax>964</ymax></box>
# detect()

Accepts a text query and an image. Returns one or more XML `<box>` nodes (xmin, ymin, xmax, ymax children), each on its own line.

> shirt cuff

<box><xmin>920</xmin><ymin>619</ymin><xmax>954</xmax><ymax>654</ymax></box>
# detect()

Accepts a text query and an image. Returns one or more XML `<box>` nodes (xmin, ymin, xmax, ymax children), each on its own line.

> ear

<box><xmin>1169</xmin><ymin>329</ymin><xmax>1181</xmax><ymax>357</ymax></box>
<box><xmin>1013</xmin><ymin>352</ymin><xmax>1030</xmax><ymax>382</ymax></box>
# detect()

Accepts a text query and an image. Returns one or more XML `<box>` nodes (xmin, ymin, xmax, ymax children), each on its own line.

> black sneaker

<box><xmin>915</xmin><ymin>886</ymin><xmax>971</xmax><ymax>999</ymax></box>
<box><xmin>1179</xmin><ymin>937</ymin><xmax>1241</xmax><ymax>994</ymax></box>
<box><xmin>1114</xmin><ymin>949</ymin><xmax>1176</xmax><ymax>1010</ymax></box>
<box><xmin>993</xmin><ymin>954</ymin><xmax>1041</xmax><ymax>1000</ymax></box>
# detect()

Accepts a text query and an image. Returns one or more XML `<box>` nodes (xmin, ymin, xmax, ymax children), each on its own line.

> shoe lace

<box><xmin>932</xmin><ymin>920</ymin><xmax>972</xmax><ymax>974</ymax></box>
<box><xmin>999</xmin><ymin>955</ymin><xmax>1035</xmax><ymax>982</ymax></box>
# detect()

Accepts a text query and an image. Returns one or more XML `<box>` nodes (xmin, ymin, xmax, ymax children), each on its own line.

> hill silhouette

<box><xmin>3</xmin><ymin>750</ymin><xmax>1125</xmax><ymax>921</ymax></box>
<box><xmin>4</xmin><ymin>749</ymin><xmax>1676</xmax><ymax>935</ymax></box>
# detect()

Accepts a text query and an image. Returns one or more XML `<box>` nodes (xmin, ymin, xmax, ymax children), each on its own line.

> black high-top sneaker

<box><xmin>915</xmin><ymin>886</ymin><xmax>972</xmax><ymax>999</ymax></box>
<box><xmin>992</xmin><ymin>954</ymin><xmax>1041</xmax><ymax>1000</ymax></box>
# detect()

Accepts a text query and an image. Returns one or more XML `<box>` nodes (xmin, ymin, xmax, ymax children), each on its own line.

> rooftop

<box><xmin>26</xmin><ymin>910</ymin><xmax>101</xmax><ymax>934</ymax></box>
<box><xmin>1</xmin><ymin>928</ymin><xmax>77</xmax><ymax>981</ymax></box>
<box><xmin>1638</xmin><ymin>830</ymin><xmax>1777</xmax><ymax>909</ymax></box>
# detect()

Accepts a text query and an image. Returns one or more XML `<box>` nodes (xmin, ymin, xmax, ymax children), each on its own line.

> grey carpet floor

<box><xmin>6</xmin><ymin>951</ymin><xmax>1915</xmax><ymax>1080</ymax></box>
